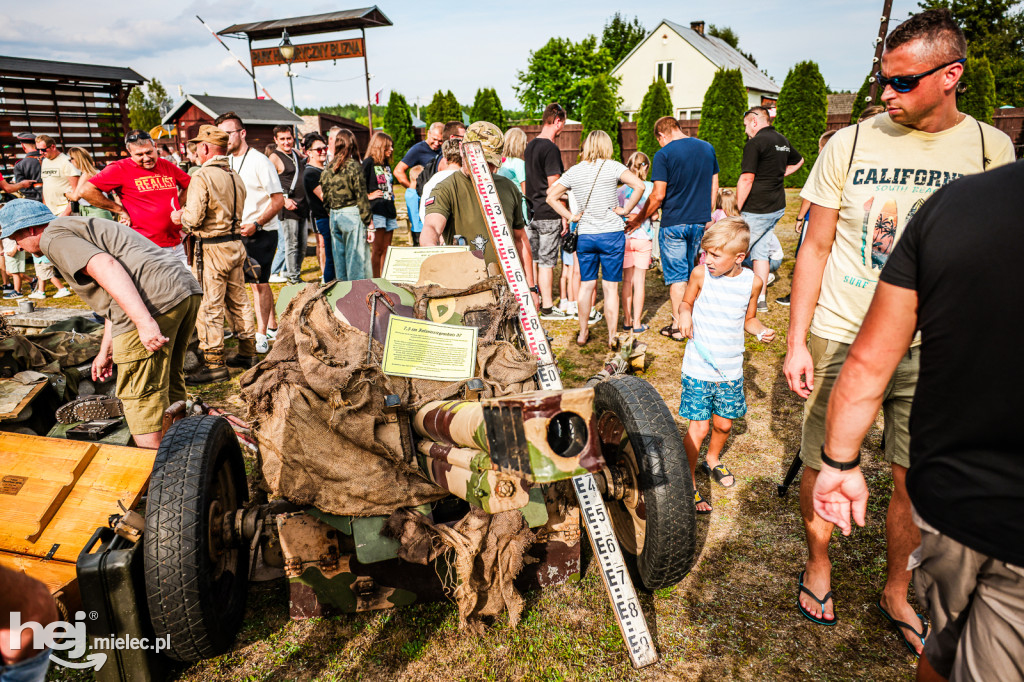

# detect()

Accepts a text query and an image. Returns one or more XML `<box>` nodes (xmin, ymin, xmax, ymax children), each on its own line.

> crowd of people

<box><xmin>0</xmin><ymin>7</ymin><xmax>1020</xmax><ymax>681</ymax></box>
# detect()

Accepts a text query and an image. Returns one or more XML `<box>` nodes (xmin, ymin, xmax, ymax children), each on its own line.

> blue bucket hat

<box><xmin>0</xmin><ymin>199</ymin><xmax>55</xmax><ymax>240</ymax></box>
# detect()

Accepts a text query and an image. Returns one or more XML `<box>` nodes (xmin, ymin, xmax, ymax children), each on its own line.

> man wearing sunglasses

<box><xmin>35</xmin><ymin>135</ymin><xmax>80</xmax><ymax>217</ymax></box>
<box><xmin>784</xmin><ymin>7</ymin><xmax>1015</xmax><ymax>655</ymax></box>
<box><xmin>78</xmin><ymin>130</ymin><xmax>192</xmax><ymax>265</ymax></box>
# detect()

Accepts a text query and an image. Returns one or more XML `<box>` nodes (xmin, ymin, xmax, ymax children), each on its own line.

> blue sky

<box><xmin>1</xmin><ymin>1</ymin><xmax>923</xmax><ymax>113</ymax></box>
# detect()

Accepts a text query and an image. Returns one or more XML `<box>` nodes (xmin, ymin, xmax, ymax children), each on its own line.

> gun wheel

<box><xmin>594</xmin><ymin>376</ymin><xmax>696</xmax><ymax>590</ymax></box>
<box><xmin>144</xmin><ymin>415</ymin><xmax>249</xmax><ymax>662</ymax></box>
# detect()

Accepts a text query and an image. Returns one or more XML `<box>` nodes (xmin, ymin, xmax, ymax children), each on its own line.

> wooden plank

<box><xmin>0</xmin><ymin>434</ymin><xmax>153</xmax><ymax>562</ymax></box>
<box><xmin>27</xmin><ymin>444</ymin><xmax>98</xmax><ymax>542</ymax></box>
<box><xmin>0</xmin><ymin>380</ymin><xmax>46</xmax><ymax>420</ymax></box>
<box><xmin>0</xmin><ymin>551</ymin><xmax>77</xmax><ymax>595</ymax></box>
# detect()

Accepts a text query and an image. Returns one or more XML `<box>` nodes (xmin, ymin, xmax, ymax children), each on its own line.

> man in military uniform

<box><xmin>171</xmin><ymin>125</ymin><xmax>257</xmax><ymax>383</ymax></box>
<box><xmin>421</xmin><ymin>121</ymin><xmax>539</xmax><ymax>307</ymax></box>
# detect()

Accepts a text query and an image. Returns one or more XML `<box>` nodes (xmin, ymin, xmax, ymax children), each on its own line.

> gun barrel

<box><xmin>412</xmin><ymin>387</ymin><xmax>603</xmax><ymax>482</ymax></box>
<box><xmin>416</xmin><ymin>440</ymin><xmax>531</xmax><ymax>514</ymax></box>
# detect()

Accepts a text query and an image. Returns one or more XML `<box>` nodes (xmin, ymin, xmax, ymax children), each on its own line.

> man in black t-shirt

<box><xmin>737</xmin><ymin>106</ymin><xmax>802</xmax><ymax>311</ymax></box>
<box><xmin>815</xmin><ymin>161</ymin><xmax>1024</xmax><ymax>682</ymax></box>
<box><xmin>12</xmin><ymin>132</ymin><xmax>42</xmax><ymax>202</ymax></box>
<box><xmin>523</xmin><ymin>103</ymin><xmax>568</xmax><ymax>320</ymax></box>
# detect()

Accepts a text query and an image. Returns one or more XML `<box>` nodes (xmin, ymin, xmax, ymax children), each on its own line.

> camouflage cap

<box><xmin>464</xmin><ymin>121</ymin><xmax>504</xmax><ymax>167</ymax></box>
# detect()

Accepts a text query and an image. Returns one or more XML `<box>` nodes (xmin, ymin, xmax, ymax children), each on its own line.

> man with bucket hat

<box><xmin>421</xmin><ymin>121</ymin><xmax>538</xmax><ymax>306</ymax></box>
<box><xmin>170</xmin><ymin>124</ymin><xmax>257</xmax><ymax>383</ymax></box>
<box><xmin>0</xmin><ymin>199</ymin><xmax>202</xmax><ymax>449</ymax></box>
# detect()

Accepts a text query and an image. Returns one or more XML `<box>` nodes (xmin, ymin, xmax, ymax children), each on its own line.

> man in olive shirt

<box><xmin>422</xmin><ymin>121</ymin><xmax>538</xmax><ymax>306</ymax></box>
<box><xmin>0</xmin><ymin>199</ymin><xmax>202</xmax><ymax>448</ymax></box>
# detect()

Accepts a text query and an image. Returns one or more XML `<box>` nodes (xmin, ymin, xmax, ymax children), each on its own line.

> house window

<box><xmin>688</xmin><ymin>109</ymin><xmax>701</xmax><ymax>120</ymax></box>
<box><xmin>678</xmin><ymin>109</ymin><xmax>701</xmax><ymax>120</ymax></box>
<box><xmin>656</xmin><ymin>61</ymin><xmax>674</xmax><ymax>85</ymax></box>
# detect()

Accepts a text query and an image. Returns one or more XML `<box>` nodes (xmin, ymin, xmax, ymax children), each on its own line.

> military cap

<box><xmin>464</xmin><ymin>121</ymin><xmax>504</xmax><ymax>167</ymax></box>
<box><xmin>189</xmin><ymin>124</ymin><xmax>230</xmax><ymax>149</ymax></box>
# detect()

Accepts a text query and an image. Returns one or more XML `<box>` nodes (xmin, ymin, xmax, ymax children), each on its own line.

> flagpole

<box><xmin>362</xmin><ymin>27</ymin><xmax>373</xmax><ymax>131</ymax></box>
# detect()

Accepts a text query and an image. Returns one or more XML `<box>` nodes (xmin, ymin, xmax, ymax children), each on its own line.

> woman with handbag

<box><xmin>546</xmin><ymin>131</ymin><xmax>645</xmax><ymax>348</ymax></box>
<box><xmin>320</xmin><ymin>131</ymin><xmax>373</xmax><ymax>281</ymax></box>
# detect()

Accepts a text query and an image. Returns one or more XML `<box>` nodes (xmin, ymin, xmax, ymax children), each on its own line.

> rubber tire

<box><xmin>594</xmin><ymin>375</ymin><xmax>696</xmax><ymax>590</ymax></box>
<box><xmin>144</xmin><ymin>415</ymin><xmax>249</xmax><ymax>662</ymax></box>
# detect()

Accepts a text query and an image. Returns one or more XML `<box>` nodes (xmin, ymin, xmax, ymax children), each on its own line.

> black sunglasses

<box><xmin>875</xmin><ymin>58</ymin><xmax>965</xmax><ymax>93</ymax></box>
<box><xmin>124</xmin><ymin>131</ymin><xmax>152</xmax><ymax>145</ymax></box>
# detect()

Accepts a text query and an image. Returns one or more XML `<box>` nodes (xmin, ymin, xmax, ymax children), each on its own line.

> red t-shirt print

<box><xmin>90</xmin><ymin>158</ymin><xmax>190</xmax><ymax>247</ymax></box>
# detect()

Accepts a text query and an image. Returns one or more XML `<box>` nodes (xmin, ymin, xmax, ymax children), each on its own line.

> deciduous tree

<box><xmin>515</xmin><ymin>35</ymin><xmax>615</xmax><ymax>119</ymax></box>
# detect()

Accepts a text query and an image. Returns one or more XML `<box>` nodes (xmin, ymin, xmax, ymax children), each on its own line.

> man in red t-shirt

<box><xmin>79</xmin><ymin>130</ymin><xmax>191</xmax><ymax>264</ymax></box>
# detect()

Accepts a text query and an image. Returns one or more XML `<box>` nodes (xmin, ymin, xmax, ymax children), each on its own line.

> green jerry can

<box><xmin>77</xmin><ymin>526</ymin><xmax>164</xmax><ymax>682</ymax></box>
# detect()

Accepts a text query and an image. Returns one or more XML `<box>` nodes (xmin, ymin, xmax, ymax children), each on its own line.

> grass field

<box><xmin>39</xmin><ymin>189</ymin><xmax>918</xmax><ymax>681</ymax></box>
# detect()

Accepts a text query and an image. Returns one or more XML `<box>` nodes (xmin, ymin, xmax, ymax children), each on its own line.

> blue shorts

<box><xmin>577</xmin><ymin>231</ymin><xmax>625</xmax><ymax>283</ymax></box>
<box><xmin>660</xmin><ymin>223</ymin><xmax>705</xmax><ymax>285</ymax></box>
<box><xmin>372</xmin><ymin>215</ymin><xmax>400</xmax><ymax>231</ymax></box>
<box><xmin>741</xmin><ymin>209</ymin><xmax>785</xmax><ymax>261</ymax></box>
<box><xmin>678</xmin><ymin>373</ymin><xmax>747</xmax><ymax>421</ymax></box>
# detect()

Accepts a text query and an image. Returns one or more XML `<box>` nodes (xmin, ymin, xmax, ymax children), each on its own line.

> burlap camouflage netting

<box><xmin>239</xmin><ymin>281</ymin><xmax>537</xmax><ymax>517</ymax></box>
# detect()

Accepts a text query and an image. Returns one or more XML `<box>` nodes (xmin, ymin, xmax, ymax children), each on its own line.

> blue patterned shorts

<box><xmin>678</xmin><ymin>373</ymin><xmax>747</xmax><ymax>421</ymax></box>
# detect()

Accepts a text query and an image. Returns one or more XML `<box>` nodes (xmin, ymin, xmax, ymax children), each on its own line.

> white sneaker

<box><xmin>588</xmin><ymin>310</ymin><xmax>604</xmax><ymax>326</ymax></box>
<box><xmin>767</xmin><ymin>272</ymin><xmax>776</xmax><ymax>286</ymax></box>
<box><xmin>557</xmin><ymin>299</ymin><xmax>569</xmax><ymax>312</ymax></box>
<box><xmin>255</xmin><ymin>334</ymin><xmax>269</xmax><ymax>354</ymax></box>
<box><xmin>567</xmin><ymin>302</ymin><xmax>578</xmax><ymax>319</ymax></box>
<box><xmin>53</xmin><ymin>288</ymin><xmax>72</xmax><ymax>299</ymax></box>
<box><xmin>268</xmin><ymin>273</ymin><xmax>288</xmax><ymax>283</ymax></box>
<box><xmin>266</xmin><ymin>327</ymin><xmax>278</xmax><ymax>340</ymax></box>
<box><xmin>27</xmin><ymin>291</ymin><xmax>45</xmax><ymax>300</ymax></box>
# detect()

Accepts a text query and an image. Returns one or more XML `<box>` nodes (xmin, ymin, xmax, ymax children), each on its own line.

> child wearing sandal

<box><xmin>677</xmin><ymin>218</ymin><xmax>774</xmax><ymax>513</ymax></box>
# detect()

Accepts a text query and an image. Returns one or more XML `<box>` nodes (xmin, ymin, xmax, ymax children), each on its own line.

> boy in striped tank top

<box><xmin>677</xmin><ymin>218</ymin><xmax>775</xmax><ymax>513</ymax></box>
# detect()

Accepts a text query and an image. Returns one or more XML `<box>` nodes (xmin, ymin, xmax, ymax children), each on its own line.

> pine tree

<box><xmin>697</xmin><ymin>69</ymin><xmax>747</xmax><ymax>186</ymax></box>
<box><xmin>958</xmin><ymin>53</ymin><xmax>996</xmax><ymax>124</ymax></box>
<box><xmin>487</xmin><ymin>89</ymin><xmax>506</xmax><ymax>130</ymax></box>
<box><xmin>470</xmin><ymin>88</ymin><xmax>505</xmax><ymax>129</ymax></box>
<box><xmin>580</xmin><ymin>74</ymin><xmax>622</xmax><ymax>161</ymax></box>
<box><xmin>383</xmin><ymin>92</ymin><xmax>415</xmax><ymax>167</ymax></box>
<box><xmin>635</xmin><ymin>78</ymin><xmax>673</xmax><ymax>161</ymax></box>
<box><xmin>849</xmin><ymin>74</ymin><xmax>874</xmax><ymax>124</ymax></box>
<box><xmin>443</xmin><ymin>90</ymin><xmax>463</xmax><ymax>123</ymax></box>
<box><xmin>774</xmin><ymin>61</ymin><xmax>828</xmax><ymax>187</ymax></box>
<box><xmin>424</xmin><ymin>90</ymin><xmax>447</xmax><ymax>125</ymax></box>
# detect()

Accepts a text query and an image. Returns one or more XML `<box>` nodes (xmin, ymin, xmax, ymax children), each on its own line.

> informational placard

<box><xmin>381</xmin><ymin>315</ymin><xmax>477</xmax><ymax>381</ymax></box>
<box><xmin>381</xmin><ymin>246</ymin><xmax>470</xmax><ymax>284</ymax></box>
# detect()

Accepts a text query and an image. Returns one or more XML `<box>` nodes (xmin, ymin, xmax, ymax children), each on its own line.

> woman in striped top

<box><xmin>545</xmin><ymin>131</ymin><xmax>645</xmax><ymax>348</ymax></box>
<box><xmin>677</xmin><ymin>217</ymin><xmax>775</xmax><ymax>514</ymax></box>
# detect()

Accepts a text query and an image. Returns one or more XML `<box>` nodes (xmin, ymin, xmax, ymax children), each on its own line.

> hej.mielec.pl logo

<box><xmin>8</xmin><ymin>609</ymin><xmax>170</xmax><ymax>670</ymax></box>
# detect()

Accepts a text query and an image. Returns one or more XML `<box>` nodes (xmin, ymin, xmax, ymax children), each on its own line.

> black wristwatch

<box><xmin>253</xmin><ymin>220</ymin><xmax>262</xmax><ymax>231</ymax></box>
<box><xmin>529</xmin><ymin>285</ymin><xmax>540</xmax><ymax>294</ymax></box>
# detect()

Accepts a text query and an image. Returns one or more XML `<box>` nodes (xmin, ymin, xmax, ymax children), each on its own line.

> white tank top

<box><xmin>682</xmin><ymin>267</ymin><xmax>754</xmax><ymax>382</ymax></box>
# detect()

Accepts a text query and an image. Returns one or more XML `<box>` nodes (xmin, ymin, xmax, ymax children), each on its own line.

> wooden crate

<box><xmin>0</xmin><ymin>432</ymin><xmax>154</xmax><ymax>604</ymax></box>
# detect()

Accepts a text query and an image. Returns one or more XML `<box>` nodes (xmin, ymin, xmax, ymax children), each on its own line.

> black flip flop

<box><xmin>659</xmin><ymin>324</ymin><xmax>685</xmax><ymax>342</ymax></box>
<box><xmin>701</xmin><ymin>461</ymin><xmax>736</xmax><ymax>488</ymax></box>
<box><xmin>877</xmin><ymin>601</ymin><xmax>929</xmax><ymax>658</ymax></box>
<box><xmin>797</xmin><ymin>571</ymin><xmax>837</xmax><ymax>626</ymax></box>
<box><xmin>694</xmin><ymin>490</ymin><xmax>712</xmax><ymax>514</ymax></box>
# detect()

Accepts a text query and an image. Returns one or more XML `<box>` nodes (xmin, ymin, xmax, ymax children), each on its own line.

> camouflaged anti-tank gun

<box><xmin>0</xmin><ymin>143</ymin><xmax>698</xmax><ymax>676</ymax></box>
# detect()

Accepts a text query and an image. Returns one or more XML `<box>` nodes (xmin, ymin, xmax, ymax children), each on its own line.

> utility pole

<box><xmin>361</xmin><ymin>28</ymin><xmax>373</xmax><ymax>131</ymax></box>
<box><xmin>868</xmin><ymin>0</ymin><xmax>895</xmax><ymax>104</ymax></box>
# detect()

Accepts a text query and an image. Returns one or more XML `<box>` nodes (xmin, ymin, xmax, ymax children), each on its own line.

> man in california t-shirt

<box><xmin>783</xmin><ymin>7</ymin><xmax>1015</xmax><ymax>655</ymax></box>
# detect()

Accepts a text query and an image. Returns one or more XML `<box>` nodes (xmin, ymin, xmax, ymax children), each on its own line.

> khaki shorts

<box><xmin>113</xmin><ymin>295</ymin><xmax>200</xmax><ymax>435</ymax></box>
<box><xmin>912</xmin><ymin>512</ymin><xmax>1024</xmax><ymax>681</ymax></box>
<box><xmin>799</xmin><ymin>333</ymin><xmax>918</xmax><ymax>470</ymax></box>
<box><xmin>34</xmin><ymin>259</ymin><xmax>55</xmax><ymax>280</ymax></box>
